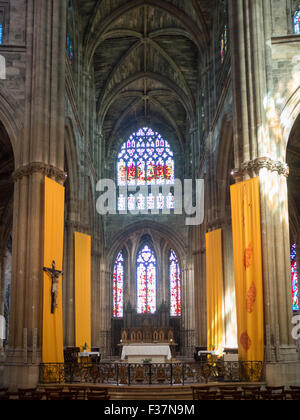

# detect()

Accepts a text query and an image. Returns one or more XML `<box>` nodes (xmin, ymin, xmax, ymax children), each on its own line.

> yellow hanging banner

<box><xmin>42</xmin><ymin>177</ymin><xmax>65</xmax><ymax>364</ymax></box>
<box><xmin>230</xmin><ymin>177</ymin><xmax>264</xmax><ymax>364</ymax></box>
<box><xmin>206</xmin><ymin>229</ymin><xmax>224</xmax><ymax>355</ymax></box>
<box><xmin>74</xmin><ymin>232</ymin><xmax>91</xmax><ymax>351</ymax></box>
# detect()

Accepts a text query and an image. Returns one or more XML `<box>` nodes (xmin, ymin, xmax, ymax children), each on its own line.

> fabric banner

<box><xmin>206</xmin><ymin>229</ymin><xmax>224</xmax><ymax>355</ymax></box>
<box><xmin>42</xmin><ymin>177</ymin><xmax>65</xmax><ymax>364</ymax></box>
<box><xmin>230</xmin><ymin>177</ymin><xmax>264</xmax><ymax>363</ymax></box>
<box><xmin>74</xmin><ymin>232</ymin><xmax>91</xmax><ymax>351</ymax></box>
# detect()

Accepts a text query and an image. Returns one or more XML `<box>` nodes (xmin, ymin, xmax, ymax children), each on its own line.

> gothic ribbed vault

<box><xmin>76</xmin><ymin>0</ymin><xmax>214</xmax><ymax>152</ymax></box>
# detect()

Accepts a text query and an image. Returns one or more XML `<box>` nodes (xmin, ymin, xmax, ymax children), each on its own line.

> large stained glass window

<box><xmin>117</xmin><ymin>127</ymin><xmax>175</xmax><ymax>212</ymax></box>
<box><xmin>169</xmin><ymin>250</ymin><xmax>181</xmax><ymax>317</ymax></box>
<box><xmin>113</xmin><ymin>251</ymin><xmax>124</xmax><ymax>318</ymax></box>
<box><xmin>294</xmin><ymin>9</ymin><xmax>300</xmax><ymax>34</ymax></box>
<box><xmin>137</xmin><ymin>244</ymin><xmax>157</xmax><ymax>314</ymax></box>
<box><xmin>291</xmin><ymin>243</ymin><xmax>299</xmax><ymax>311</ymax></box>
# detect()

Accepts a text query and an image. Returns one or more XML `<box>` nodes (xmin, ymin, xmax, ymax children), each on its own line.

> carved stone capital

<box><xmin>233</xmin><ymin>157</ymin><xmax>289</xmax><ymax>180</ymax></box>
<box><xmin>12</xmin><ymin>162</ymin><xmax>67</xmax><ymax>184</ymax></box>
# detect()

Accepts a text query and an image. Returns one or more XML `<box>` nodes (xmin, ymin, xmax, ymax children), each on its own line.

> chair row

<box><xmin>192</xmin><ymin>385</ymin><xmax>300</xmax><ymax>401</ymax></box>
<box><xmin>0</xmin><ymin>386</ymin><xmax>111</xmax><ymax>401</ymax></box>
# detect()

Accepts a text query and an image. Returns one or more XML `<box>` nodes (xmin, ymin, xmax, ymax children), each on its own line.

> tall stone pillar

<box><xmin>99</xmin><ymin>266</ymin><xmax>112</xmax><ymax>359</ymax></box>
<box><xmin>91</xmin><ymin>246</ymin><xmax>102</xmax><ymax>348</ymax></box>
<box><xmin>0</xmin><ymin>252</ymin><xmax>5</xmax><ymax>387</ymax></box>
<box><xmin>0</xmin><ymin>252</ymin><xmax>5</xmax><ymax>354</ymax></box>
<box><xmin>230</xmin><ymin>0</ymin><xmax>300</xmax><ymax>385</ymax></box>
<box><xmin>3</xmin><ymin>0</ymin><xmax>66</xmax><ymax>389</ymax></box>
<box><xmin>181</xmin><ymin>263</ymin><xmax>196</xmax><ymax>358</ymax></box>
<box><xmin>192</xmin><ymin>223</ymin><xmax>206</xmax><ymax>348</ymax></box>
<box><xmin>63</xmin><ymin>220</ymin><xmax>76</xmax><ymax>348</ymax></box>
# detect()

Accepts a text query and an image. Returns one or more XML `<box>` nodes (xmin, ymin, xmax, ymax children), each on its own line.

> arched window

<box><xmin>169</xmin><ymin>250</ymin><xmax>181</xmax><ymax>317</ymax></box>
<box><xmin>219</xmin><ymin>0</ymin><xmax>228</xmax><ymax>64</ymax></box>
<box><xmin>136</xmin><ymin>244</ymin><xmax>157</xmax><ymax>314</ymax></box>
<box><xmin>117</xmin><ymin>127</ymin><xmax>175</xmax><ymax>212</ymax></box>
<box><xmin>113</xmin><ymin>251</ymin><xmax>124</xmax><ymax>318</ymax></box>
<box><xmin>66</xmin><ymin>0</ymin><xmax>74</xmax><ymax>65</ymax></box>
<box><xmin>294</xmin><ymin>8</ymin><xmax>300</xmax><ymax>34</ymax></box>
<box><xmin>291</xmin><ymin>243</ymin><xmax>299</xmax><ymax>311</ymax></box>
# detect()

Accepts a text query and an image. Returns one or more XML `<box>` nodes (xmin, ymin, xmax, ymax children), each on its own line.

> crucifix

<box><xmin>43</xmin><ymin>260</ymin><xmax>63</xmax><ymax>314</ymax></box>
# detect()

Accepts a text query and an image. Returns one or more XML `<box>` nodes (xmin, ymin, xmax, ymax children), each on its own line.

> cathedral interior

<box><xmin>0</xmin><ymin>0</ymin><xmax>300</xmax><ymax>399</ymax></box>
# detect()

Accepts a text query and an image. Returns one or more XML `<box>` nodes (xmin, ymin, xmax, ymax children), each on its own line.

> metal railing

<box><xmin>39</xmin><ymin>360</ymin><xmax>265</xmax><ymax>385</ymax></box>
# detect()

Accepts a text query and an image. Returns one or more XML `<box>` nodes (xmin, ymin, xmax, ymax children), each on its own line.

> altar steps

<box><xmin>109</xmin><ymin>385</ymin><xmax>193</xmax><ymax>400</ymax></box>
<box><xmin>40</xmin><ymin>382</ymin><xmax>266</xmax><ymax>400</ymax></box>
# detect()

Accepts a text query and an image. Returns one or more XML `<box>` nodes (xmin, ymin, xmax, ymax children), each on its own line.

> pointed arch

<box><xmin>0</xmin><ymin>87</ymin><xmax>22</xmax><ymax>165</ymax></box>
<box><xmin>84</xmin><ymin>0</ymin><xmax>206</xmax><ymax>66</ymax></box>
<box><xmin>116</xmin><ymin>127</ymin><xmax>175</xmax><ymax>212</ymax></box>
<box><xmin>136</xmin><ymin>241</ymin><xmax>157</xmax><ymax>314</ymax></box>
<box><xmin>99</xmin><ymin>71</ymin><xmax>194</xmax><ymax>122</ymax></box>
<box><xmin>97</xmin><ymin>37</ymin><xmax>195</xmax><ymax>118</ymax></box>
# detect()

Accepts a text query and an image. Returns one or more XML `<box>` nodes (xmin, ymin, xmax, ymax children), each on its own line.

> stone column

<box><xmin>4</xmin><ymin>0</ymin><xmax>66</xmax><ymax>389</ymax></box>
<box><xmin>91</xmin><ymin>246</ymin><xmax>101</xmax><ymax>348</ymax></box>
<box><xmin>230</xmin><ymin>0</ymin><xmax>300</xmax><ymax>385</ymax></box>
<box><xmin>0</xmin><ymin>252</ymin><xmax>5</xmax><ymax>353</ymax></box>
<box><xmin>63</xmin><ymin>220</ymin><xmax>76</xmax><ymax>348</ymax></box>
<box><xmin>181</xmin><ymin>263</ymin><xmax>196</xmax><ymax>358</ymax></box>
<box><xmin>99</xmin><ymin>266</ymin><xmax>112</xmax><ymax>359</ymax></box>
<box><xmin>0</xmin><ymin>252</ymin><xmax>5</xmax><ymax>387</ymax></box>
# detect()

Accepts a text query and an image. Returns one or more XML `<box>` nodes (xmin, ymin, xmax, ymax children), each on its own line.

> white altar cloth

<box><xmin>121</xmin><ymin>344</ymin><xmax>172</xmax><ymax>363</ymax></box>
<box><xmin>79</xmin><ymin>352</ymin><xmax>100</xmax><ymax>358</ymax></box>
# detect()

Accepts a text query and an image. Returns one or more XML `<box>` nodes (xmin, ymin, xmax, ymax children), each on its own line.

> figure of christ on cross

<box><xmin>43</xmin><ymin>261</ymin><xmax>63</xmax><ymax>314</ymax></box>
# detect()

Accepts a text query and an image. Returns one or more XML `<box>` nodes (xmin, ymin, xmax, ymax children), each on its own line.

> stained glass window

<box><xmin>294</xmin><ymin>8</ymin><xmax>300</xmax><ymax>34</ymax></box>
<box><xmin>118</xmin><ymin>194</ymin><xmax>126</xmax><ymax>212</ymax></box>
<box><xmin>137</xmin><ymin>244</ymin><xmax>157</xmax><ymax>314</ymax></box>
<box><xmin>66</xmin><ymin>34</ymin><xmax>73</xmax><ymax>65</ymax></box>
<box><xmin>0</xmin><ymin>23</ymin><xmax>3</xmax><ymax>45</ymax></box>
<box><xmin>221</xmin><ymin>25</ymin><xmax>228</xmax><ymax>63</ymax></box>
<box><xmin>169</xmin><ymin>250</ymin><xmax>181</xmax><ymax>317</ymax></box>
<box><xmin>117</xmin><ymin>127</ymin><xmax>175</xmax><ymax>211</ymax></box>
<box><xmin>166</xmin><ymin>193</ymin><xmax>175</xmax><ymax>210</ymax></box>
<box><xmin>113</xmin><ymin>251</ymin><xmax>124</xmax><ymax>318</ymax></box>
<box><xmin>291</xmin><ymin>243</ymin><xmax>299</xmax><ymax>311</ymax></box>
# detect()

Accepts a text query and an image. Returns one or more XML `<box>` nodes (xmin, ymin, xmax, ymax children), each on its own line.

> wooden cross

<box><xmin>43</xmin><ymin>260</ymin><xmax>63</xmax><ymax>314</ymax></box>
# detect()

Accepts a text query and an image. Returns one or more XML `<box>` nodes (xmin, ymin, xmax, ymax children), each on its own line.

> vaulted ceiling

<box><xmin>76</xmin><ymin>0</ymin><xmax>214</xmax><ymax>152</ymax></box>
